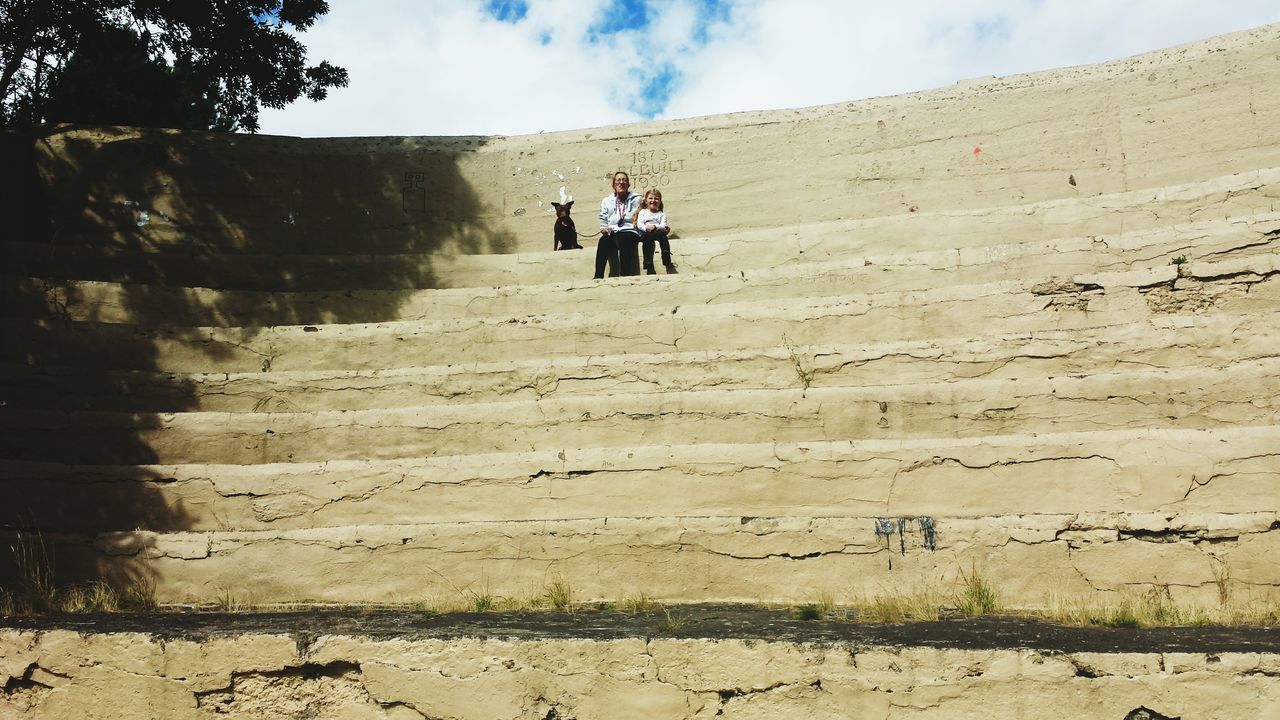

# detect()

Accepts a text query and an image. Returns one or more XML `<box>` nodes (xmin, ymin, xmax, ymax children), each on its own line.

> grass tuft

<box><xmin>1036</xmin><ymin>584</ymin><xmax>1270</xmax><ymax>629</ymax></box>
<box><xmin>543</xmin><ymin>578</ymin><xmax>573</xmax><ymax>613</ymax></box>
<box><xmin>1213</xmin><ymin>563</ymin><xmax>1233</xmax><ymax>606</ymax></box>
<box><xmin>1</xmin><ymin>530</ymin><xmax>159</xmax><ymax>615</ymax></box>
<box><xmin>809</xmin><ymin>590</ymin><xmax>836</xmax><ymax>614</ymax></box>
<box><xmin>3</xmin><ymin>531</ymin><xmax>157</xmax><ymax>615</ymax></box>
<box><xmin>211</xmin><ymin>584</ymin><xmax>249</xmax><ymax>612</ymax></box>
<box><xmin>620</xmin><ymin>591</ymin><xmax>659</xmax><ymax>613</ymax></box>
<box><xmin>655</xmin><ymin>607</ymin><xmax>687</xmax><ymax>632</ymax></box>
<box><xmin>795</xmin><ymin>604</ymin><xmax>822</xmax><ymax>621</ymax></box>
<box><xmin>853</xmin><ymin>587</ymin><xmax>943</xmax><ymax>623</ymax></box>
<box><xmin>8</xmin><ymin>531</ymin><xmax>57</xmax><ymax>614</ymax></box>
<box><xmin>461</xmin><ymin>581</ymin><xmax>498</xmax><ymax>613</ymax></box>
<box><xmin>59</xmin><ymin>582</ymin><xmax>122</xmax><ymax>613</ymax></box>
<box><xmin>954</xmin><ymin>564</ymin><xmax>1000</xmax><ymax>617</ymax></box>
<box><xmin>121</xmin><ymin>572</ymin><xmax>158</xmax><ymax>611</ymax></box>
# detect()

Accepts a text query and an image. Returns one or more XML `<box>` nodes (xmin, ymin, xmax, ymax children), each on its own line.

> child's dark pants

<box><xmin>642</xmin><ymin>230</ymin><xmax>673</xmax><ymax>271</ymax></box>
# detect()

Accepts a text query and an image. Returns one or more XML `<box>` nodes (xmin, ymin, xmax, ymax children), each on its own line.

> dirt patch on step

<box><xmin>4</xmin><ymin>605</ymin><xmax>1279</xmax><ymax>654</ymax></box>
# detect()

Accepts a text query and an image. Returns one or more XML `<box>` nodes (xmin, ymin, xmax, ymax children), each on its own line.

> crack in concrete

<box><xmin>1187</xmin><ymin>267</ymin><xmax>1280</xmax><ymax>285</ymax></box>
<box><xmin>1198</xmin><ymin>234</ymin><xmax>1280</xmax><ymax>260</ymax></box>
<box><xmin>713</xmin><ymin>679</ymin><xmax>811</xmax><ymax>711</ymax></box>
<box><xmin>901</xmin><ymin>453</ymin><xmax>1119</xmax><ymax>474</ymax></box>
<box><xmin>691</xmin><ymin>543</ymin><xmax>872</xmax><ymax>561</ymax></box>
<box><xmin>192</xmin><ymin>660</ymin><xmax>378</xmax><ymax>716</ymax></box>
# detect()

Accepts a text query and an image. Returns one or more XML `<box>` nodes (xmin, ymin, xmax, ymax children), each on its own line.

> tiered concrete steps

<box><xmin>7</xmin><ymin>164</ymin><xmax>1279</xmax><ymax>296</ymax></box>
<box><xmin>4</xmin><ymin>24</ymin><xmax>1280</xmax><ymax>615</ymax></box>
<box><xmin>4</xmin><ymin>164</ymin><xmax>1280</xmax><ymax>607</ymax></box>
<box><xmin>6</xmin><ymin>22</ymin><xmax>1280</xmax><ymax>720</ymax></box>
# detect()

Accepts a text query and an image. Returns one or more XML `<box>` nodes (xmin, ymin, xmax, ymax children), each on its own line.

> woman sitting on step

<box><xmin>595</xmin><ymin>171</ymin><xmax>643</xmax><ymax>278</ymax></box>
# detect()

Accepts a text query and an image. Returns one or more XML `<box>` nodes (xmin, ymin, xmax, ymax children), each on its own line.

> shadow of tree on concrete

<box><xmin>0</xmin><ymin>125</ymin><xmax>514</xmax><ymax>603</ymax></box>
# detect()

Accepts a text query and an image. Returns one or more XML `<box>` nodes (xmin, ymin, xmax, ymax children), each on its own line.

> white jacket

<box><xmin>637</xmin><ymin>208</ymin><xmax>668</xmax><ymax>232</ymax></box>
<box><xmin>599</xmin><ymin>192</ymin><xmax>641</xmax><ymax>232</ymax></box>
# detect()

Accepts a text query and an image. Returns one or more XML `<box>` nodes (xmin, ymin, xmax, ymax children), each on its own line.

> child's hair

<box><xmin>630</xmin><ymin>188</ymin><xmax>664</xmax><ymax>222</ymax></box>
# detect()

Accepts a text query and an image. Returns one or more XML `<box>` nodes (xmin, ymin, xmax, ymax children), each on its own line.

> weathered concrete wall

<box><xmin>15</xmin><ymin>23</ymin><xmax>1280</xmax><ymax>262</ymax></box>
<box><xmin>2</xmin><ymin>24</ymin><xmax>1280</xmax><ymax>609</ymax></box>
<box><xmin>3</xmin><ymin>626</ymin><xmax>1279</xmax><ymax>719</ymax></box>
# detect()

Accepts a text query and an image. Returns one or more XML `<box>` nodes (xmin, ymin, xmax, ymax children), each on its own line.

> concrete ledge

<box><xmin>4</xmin><ymin>426</ymin><xmax>1278</xmax><ymax>532</ymax></box>
<box><xmin>3</xmin><ymin>313</ymin><xmax>1275</xmax><ymax>412</ymax></box>
<box><xmin>3</xmin><ymin>358</ymin><xmax>1275</xmax><ymax>464</ymax></box>
<box><xmin>5</xmin><ymin>252</ymin><xmax>1277</xmax><ymax>374</ymax></box>
<box><xmin>6</xmin><ymin>167</ymin><xmax>1279</xmax><ymax>294</ymax></box>
<box><xmin>3</xmin><ymin>614</ymin><xmax>1279</xmax><ymax>719</ymax></box>
<box><xmin>16</xmin><ymin>511</ymin><xmax>1280</xmax><ymax>605</ymax></box>
<box><xmin>6</xmin><ymin>211</ymin><xmax>1280</xmax><ymax>328</ymax></box>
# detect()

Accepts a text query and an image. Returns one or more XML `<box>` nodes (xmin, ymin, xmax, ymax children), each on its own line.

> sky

<box><xmin>256</xmin><ymin>0</ymin><xmax>1280</xmax><ymax>138</ymax></box>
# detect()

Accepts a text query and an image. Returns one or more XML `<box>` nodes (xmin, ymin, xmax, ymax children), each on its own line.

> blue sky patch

<box><xmin>628</xmin><ymin>62</ymin><xmax>681</xmax><ymax>118</ymax></box>
<box><xmin>254</xmin><ymin>6</ymin><xmax>281</xmax><ymax>24</ymax></box>
<box><xmin>588</xmin><ymin>0</ymin><xmax>652</xmax><ymax>41</ymax></box>
<box><xmin>485</xmin><ymin>0</ymin><xmax>529</xmax><ymax>23</ymax></box>
<box><xmin>692</xmin><ymin>0</ymin><xmax>734</xmax><ymax>43</ymax></box>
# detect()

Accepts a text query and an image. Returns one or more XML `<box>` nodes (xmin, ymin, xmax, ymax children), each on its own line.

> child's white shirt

<box><xmin>637</xmin><ymin>209</ymin><xmax>667</xmax><ymax>230</ymax></box>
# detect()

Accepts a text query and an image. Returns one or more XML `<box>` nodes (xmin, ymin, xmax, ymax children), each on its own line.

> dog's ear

<box><xmin>564</xmin><ymin>200</ymin><xmax>574</xmax><ymax>209</ymax></box>
<box><xmin>551</xmin><ymin>202</ymin><xmax>563</xmax><ymax>210</ymax></box>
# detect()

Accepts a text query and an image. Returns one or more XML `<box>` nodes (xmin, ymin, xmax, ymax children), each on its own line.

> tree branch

<box><xmin>0</xmin><ymin>0</ymin><xmax>46</xmax><ymax>116</ymax></box>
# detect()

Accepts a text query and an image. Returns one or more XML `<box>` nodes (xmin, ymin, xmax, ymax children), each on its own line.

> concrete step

<box><xmin>6</xmin><ymin>252</ymin><xmax>1277</xmax><ymax>375</ymax></box>
<box><xmin>2</xmin><ymin>359</ymin><xmax>1275</xmax><ymax>465</ymax></box>
<box><xmin>2</xmin><ymin>309</ymin><xmax>1275</xmax><ymax>413</ymax></box>
<box><xmin>0</xmin><ymin>239</ymin><xmax>565</xmax><ymax>293</ymax></box>
<box><xmin>4</xmin><ymin>618</ymin><xmax>1278</xmax><ymax>720</ymax></box>
<box><xmin>19</xmin><ymin>510</ymin><xmax>1279</xmax><ymax>605</ymax></box>
<box><xmin>5</xmin><ymin>426</ymin><xmax>1276</xmax><ymax>533</ymax></box>
<box><xmin>679</xmin><ymin>168</ymin><xmax>1280</xmax><ymax>272</ymax></box>
<box><xmin>6</xmin><ymin>21</ymin><xmax>1280</xmax><ymax>621</ymax></box>
<box><xmin>7</xmin><ymin>211</ymin><xmax>1279</xmax><ymax>327</ymax></box>
<box><xmin>7</xmin><ymin>167</ymin><xmax>1279</xmax><ymax>292</ymax></box>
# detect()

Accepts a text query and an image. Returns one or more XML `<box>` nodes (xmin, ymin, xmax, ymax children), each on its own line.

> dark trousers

<box><xmin>594</xmin><ymin>233</ymin><xmax>619</xmax><ymax>278</ymax></box>
<box><xmin>641</xmin><ymin>230</ymin><xmax>672</xmax><ymax>270</ymax></box>
<box><xmin>617</xmin><ymin>230</ymin><xmax>641</xmax><ymax>276</ymax></box>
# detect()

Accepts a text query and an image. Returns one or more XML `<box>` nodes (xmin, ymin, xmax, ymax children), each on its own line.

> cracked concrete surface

<box><xmin>7</xmin><ymin>203</ymin><xmax>1280</xmax><ymax>328</ymax></box>
<box><xmin>4</xmin><ymin>354</ymin><xmax>1277</xmax><ymax>464</ymax></box>
<box><xmin>5</xmin><ymin>310</ymin><xmax>1275</xmax><ymax>412</ymax></box>
<box><xmin>3</xmin><ymin>627</ymin><xmax>1280</xmax><ymax>719</ymax></box>
<box><xmin>5</xmin><ymin>249</ymin><xmax>1280</xmax><ymax>374</ymax></box>
<box><xmin>9</xmin><ymin>509</ymin><xmax>1277</xmax><ymax>605</ymax></box>
<box><xmin>2</xmin><ymin>425</ymin><xmax>1276</xmax><ymax>534</ymax></box>
<box><xmin>5</xmin><ymin>22</ymin><xmax>1280</xmax><ymax>718</ymax></box>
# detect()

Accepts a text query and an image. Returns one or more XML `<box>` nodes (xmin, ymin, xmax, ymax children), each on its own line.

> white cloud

<box><xmin>257</xmin><ymin>0</ymin><xmax>1280</xmax><ymax>138</ymax></box>
<box><xmin>259</xmin><ymin>0</ymin><xmax>630</xmax><ymax>136</ymax></box>
<box><xmin>663</xmin><ymin>0</ymin><xmax>1280</xmax><ymax>120</ymax></box>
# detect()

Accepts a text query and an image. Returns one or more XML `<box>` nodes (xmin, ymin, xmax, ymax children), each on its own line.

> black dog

<box><xmin>552</xmin><ymin>201</ymin><xmax>582</xmax><ymax>250</ymax></box>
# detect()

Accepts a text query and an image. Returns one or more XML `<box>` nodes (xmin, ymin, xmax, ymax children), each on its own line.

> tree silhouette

<box><xmin>1</xmin><ymin>0</ymin><xmax>347</xmax><ymax>131</ymax></box>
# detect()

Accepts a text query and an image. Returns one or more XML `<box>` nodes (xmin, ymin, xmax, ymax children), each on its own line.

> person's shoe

<box><xmin>645</xmin><ymin>267</ymin><xmax>657</xmax><ymax>275</ymax></box>
<box><xmin>664</xmin><ymin>264</ymin><xmax>678</xmax><ymax>274</ymax></box>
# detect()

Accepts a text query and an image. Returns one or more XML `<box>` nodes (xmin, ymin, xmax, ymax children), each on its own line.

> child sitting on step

<box><xmin>633</xmin><ymin>188</ymin><xmax>676</xmax><ymax>275</ymax></box>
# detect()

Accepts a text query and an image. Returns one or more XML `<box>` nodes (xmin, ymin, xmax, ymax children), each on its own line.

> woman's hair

<box><xmin>631</xmin><ymin>188</ymin><xmax>664</xmax><ymax>222</ymax></box>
